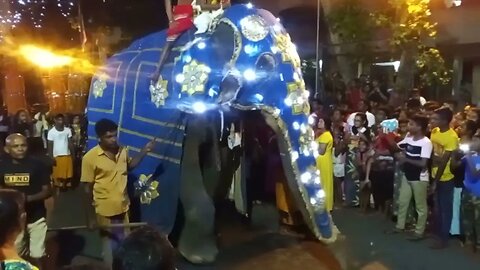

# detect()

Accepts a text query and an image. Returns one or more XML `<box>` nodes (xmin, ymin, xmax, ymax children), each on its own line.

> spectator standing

<box><xmin>11</xmin><ymin>110</ymin><xmax>33</xmax><ymax>138</ymax></box>
<box><xmin>345</xmin><ymin>79</ymin><xmax>364</xmax><ymax>112</ymax></box>
<box><xmin>0</xmin><ymin>106</ymin><xmax>9</xmax><ymax>149</ymax></box>
<box><xmin>461</xmin><ymin>136</ymin><xmax>480</xmax><ymax>253</ymax></box>
<box><xmin>315</xmin><ymin>117</ymin><xmax>334</xmax><ymax>212</ymax></box>
<box><xmin>0</xmin><ymin>134</ymin><xmax>51</xmax><ymax>269</ymax></box>
<box><xmin>0</xmin><ymin>189</ymin><xmax>39</xmax><ymax>270</ymax></box>
<box><xmin>430</xmin><ymin>107</ymin><xmax>459</xmax><ymax>249</ymax></box>
<box><xmin>344</xmin><ymin>113</ymin><xmax>371</xmax><ymax>207</ymax></box>
<box><xmin>47</xmin><ymin>114</ymin><xmax>74</xmax><ymax>192</ymax></box>
<box><xmin>81</xmin><ymin>119</ymin><xmax>154</xmax><ymax>265</ymax></box>
<box><xmin>450</xmin><ymin>120</ymin><xmax>477</xmax><ymax>237</ymax></box>
<box><xmin>33</xmin><ymin>109</ymin><xmax>49</xmax><ymax>149</ymax></box>
<box><xmin>390</xmin><ymin>115</ymin><xmax>432</xmax><ymax>240</ymax></box>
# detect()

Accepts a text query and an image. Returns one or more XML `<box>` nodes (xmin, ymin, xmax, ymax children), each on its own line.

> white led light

<box><xmin>175</xmin><ymin>74</ymin><xmax>185</xmax><ymax>83</ymax></box>
<box><xmin>183</xmin><ymin>55</ymin><xmax>192</xmax><ymax>63</ymax></box>
<box><xmin>310</xmin><ymin>198</ymin><xmax>317</xmax><ymax>205</ymax></box>
<box><xmin>316</xmin><ymin>190</ymin><xmax>326</xmax><ymax>199</ymax></box>
<box><xmin>243</xmin><ymin>69</ymin><xmax>256</xmax><ymax>81</ymax></box>
<box><xmin>293</xmin><ymin>72</ymin><xmax>300</xmax><ymax>81</ymax></box>
<box><xmin>291</xmin><ymin>151</ymin><xmax>299</xmax><ymax>161</ymax></box>
<box><xmin>246</xmin><ymin>3</ymin><xmax>253</xmax><ymax>8</ymax></box>
<box><xmin>300</xmin><ymin>124</ymin><xmax>307</xmax><ymax>133</ymax></box>
<box><xmin>301</xmin><ymin>172</ymin><xmax>311</xmax><ymax>183</ymax></box>
<box><xmin>197</xmin><ymin>42</ymin><xmax>206</xmax><ymax>49</ymax></box>
<box><xmin>192</xmin><ymin>102</ymin><xmax>207</xmax><ymax>113</ymax></box>
<box><xmin>292</xmin><ymin>121</ymin><xmax>300</xmax><ymax>130</ymax></box>
<box><xmin>273</xmin><ymin>108</ymin><xmax>281</xmax><ymax>117</ymax></box>
<box><xmin>254</xmin><ymin>93</ymin><xmax>264</xmax><ymax>102</ymax></box>
<box><xmin>244</xmin><ymin>44</ymin><xmax>256</xmax><ymax>54</ymax></box>
<box><xmin>284</xmin><ymin>98</ymin><xmax>292</xmax><ymax>107</ymax></box>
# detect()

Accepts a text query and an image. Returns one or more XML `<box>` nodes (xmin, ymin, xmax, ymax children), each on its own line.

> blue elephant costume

<box><xmin>87</xmin><ymin>3</ymin><xmax>337</xmax><ymax>262</ymax></box>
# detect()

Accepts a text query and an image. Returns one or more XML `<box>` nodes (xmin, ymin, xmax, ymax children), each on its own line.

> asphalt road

<box><xmin>45</xmin><ymin>188</ymin><xmax>480</xmax><ymax>270</ymax></box>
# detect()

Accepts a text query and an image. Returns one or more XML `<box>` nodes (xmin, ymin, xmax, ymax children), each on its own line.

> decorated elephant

<box><xmin>86</xmin><ymin>3</ymin><xmax>336</xmax><ymax>264</ymax></box>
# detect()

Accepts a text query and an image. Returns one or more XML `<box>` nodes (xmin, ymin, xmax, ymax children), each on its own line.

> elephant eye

<box><xmin>255</xmin><ymin>53</ymin><xmax>276</xmax><ymax>75</ymax></box>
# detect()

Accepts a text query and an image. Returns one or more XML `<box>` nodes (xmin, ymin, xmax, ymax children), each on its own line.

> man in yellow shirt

<box><xmin>430</xmin><ymin>107</ymin><xmax>459</xmax><ymax>249</ymax></box>
<box><xmin>81</xmin><ymin>119</ymin><xmax>154</xmax><ymax>265</ymax></box>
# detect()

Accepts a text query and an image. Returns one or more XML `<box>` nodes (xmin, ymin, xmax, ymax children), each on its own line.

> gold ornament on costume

<box><xmin>286</xmin><ymin>75</ymin><xmax>310</xmax><ymax>115</ymax></box>
<box><xmin>240</xmin><ymin>15</ymin><xmax>269</xmax><ymax>42</ymax></box>
<box><xmin>149</xmin><ymin>76</ymin><xmax>169</xmax><ymax>108</ymax></box>
<box><xmin>273</xmin><ymin>32</ymin><xmax>301</xmax><ymax>68</ymax></box>
<box><xmin>136</xmin><ymin>174</ymin><xmax>160</xmax><ymax>205</ymax></box>
<box><xmin>92</xmin><ymin>74</ymin><xmax>108</xmax><ymax>99</ymax></box>
<box><xmin>181</xmin><ymin>60</ymin><xmax>210</xmax><ymax>95</ymax></box>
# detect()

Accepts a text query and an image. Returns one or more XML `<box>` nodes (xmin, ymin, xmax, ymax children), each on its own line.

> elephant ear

<box><xmin>210</xmin><ymin>19</ymin><xmax>242</xmax><ymax>104</ymax></box>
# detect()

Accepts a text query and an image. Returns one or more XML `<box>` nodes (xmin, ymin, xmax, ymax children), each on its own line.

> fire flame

<box><xmin>0</xmin><ymin>39</ymin><xmax>98</xmax><ymax>73</ymax></box>
<box><xmin>19</xmin><ymin>45</ymin><xmax>76</xmax><ymax>68</ymax></box>
<box><xmin>17</xmin><ymin>44</ymin><xmax>97</xmax><ymax>73</ymax></box>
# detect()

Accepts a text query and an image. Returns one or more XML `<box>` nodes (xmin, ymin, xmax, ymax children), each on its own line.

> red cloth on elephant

<box><xmin>167</xmin><ymin>5</ymin><xmax>194</xmax><ymax>41</ymax></box>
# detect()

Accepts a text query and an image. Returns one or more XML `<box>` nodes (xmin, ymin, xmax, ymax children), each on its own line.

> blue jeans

<box><xmin>435</xmin><ymin>180</ymin><xmax>455</xmax><ymax>242</ymax></box>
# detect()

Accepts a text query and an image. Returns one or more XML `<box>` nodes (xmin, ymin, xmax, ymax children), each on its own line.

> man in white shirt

<box><xmin>47</xmin><ymin>114</ymin><xmax>74</xmax><ymax>192</ymax></box>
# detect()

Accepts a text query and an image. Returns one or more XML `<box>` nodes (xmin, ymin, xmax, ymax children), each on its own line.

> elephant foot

<box><xmin>178</xmin><ymin>233</ymin><xmax>218</xmax><ymax>264</ymax></box>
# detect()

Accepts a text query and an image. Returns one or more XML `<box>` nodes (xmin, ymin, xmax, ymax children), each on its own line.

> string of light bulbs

<box><xmin>0</xmin><ymin>0</ymin><xmax>77</xmax><ymax>31</ymax></box>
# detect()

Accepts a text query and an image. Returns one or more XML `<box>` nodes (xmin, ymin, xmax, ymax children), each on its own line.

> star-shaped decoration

<box><xmin>286</xmin><ymin>77</ymin><xmax>310</xmax><ymax>115</ymax></box>
<box><xmin>92</xmin><ymin>74</ymin><xmax>108</xmax><ymax>99</ymax></box>
<box><xmin>135</xmin><ymin>174</ymin><xmax>160</xmax><ymax>205</ymax></box>
<box><xmin>180</xmin><ymin>60</ymin><xmax>210</xmax><ymax>96</ymax></box>
<box><xmin>149</xmin><ymin>76</ymin><xmax>169</xmax><ymax>108</ymax></box>
<box><xmin>273</xmin><ymin>33</ymin><xmax>301</xmax><ymax>69</ymax></box>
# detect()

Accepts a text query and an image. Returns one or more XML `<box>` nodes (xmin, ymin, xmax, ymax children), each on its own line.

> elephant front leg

<box><xmin>178</xmin><ymin>119</ymin><xmax>218</xmax><ymax>264</ymax></box>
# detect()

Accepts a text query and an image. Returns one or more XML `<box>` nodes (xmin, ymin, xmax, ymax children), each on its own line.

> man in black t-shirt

<box><xmin>0</xmin><ymin>133</ymin><xmax>51</xmax><ymax>268</ymax></box>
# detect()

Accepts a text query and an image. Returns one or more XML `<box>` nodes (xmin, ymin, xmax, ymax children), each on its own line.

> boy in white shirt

<box><xmin>47</xmin><ymin>114</ymin><xmax>74</xmax><ymax>192</ymax></box>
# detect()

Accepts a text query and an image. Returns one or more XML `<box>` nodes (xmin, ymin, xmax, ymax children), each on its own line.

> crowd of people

<box><xmin>2</xmin><ymin>74</ymin><xmax>480</xmax><ymax>269</ymax></box>
<box><xmin>311</xmin><ymin>75</ymin><xmax>480</xmax><ymax>252</ymax></box>
<box><xmin>0</xmin><ymin>113</ymin><xmax>171</xmax><ymax>270</ymax></box>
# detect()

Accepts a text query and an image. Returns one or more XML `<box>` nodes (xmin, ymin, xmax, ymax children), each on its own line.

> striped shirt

<box><xmin>398</xmin><ymin>135</ymin><xmax>432</xmax><ymax>181</ymax></box>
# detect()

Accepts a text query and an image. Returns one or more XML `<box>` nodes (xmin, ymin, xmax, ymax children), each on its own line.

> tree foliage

<box><xmin>326</xmin><ymin>0</ymin><xmax>374</xmax><ymax>62</ymax></box>
<box><xmin>327</xmin><ymin>0</ymin><xmax>452</xmax><ymax>87</ymax></box>
<box><xmin>375</xmin><ymin>0</ymin><xmax>451</xmax><ymax>87</ymax></box>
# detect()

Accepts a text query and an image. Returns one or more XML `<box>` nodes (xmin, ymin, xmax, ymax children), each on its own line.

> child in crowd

<box><xmin>333</xmin><ymin>125</ymin><xmax>346</xmax><ymax>206</ymax></box>
<box><xmin>48</xmin><ymin>114</ymin><xmax>74</xmax><ymax>193</ymax></box>
<box><xmin>461</xmin><ymin>135</ymin><xmax>480</xmax><ymax>253</ymax></box>
<box><xmin>369</xmin><ymin>118</ymin><xmax>397</xmax><ymax>216</ymax></box>
<box><xmin>357</xmin><ymin>139</ymin><xmax>374</xmax><ymax>212</ymax></box>
<box><xmin>344</xmin><ymin>112</ymin><xmax>371</xmax><ymax>207</ymax></box>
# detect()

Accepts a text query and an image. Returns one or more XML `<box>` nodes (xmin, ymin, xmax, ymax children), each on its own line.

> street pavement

<box><xmin>45</xmin><ymin>188</ymin><xmax>480</xmax><ymax>270</ymax></box>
